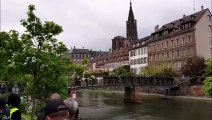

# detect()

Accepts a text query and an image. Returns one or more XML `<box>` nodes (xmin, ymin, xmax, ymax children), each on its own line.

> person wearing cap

<box><xmin>63</xmin><ymin>98</ymin><xmax>79</xmax><ymax>119</ymax></box>
<box><xmin>45</xmin><ymin>99</ymin><xmax>69</xmax><ymax>120</ymax></box>
<box><xmin>37</xmin><ymin>93</ymin><xmax>62</xmax><ymax>120</ymax></box>
<box><xmin>6</xmin><ymin>93</ymin><xmax>21</xmax><ymax>120</ymax></box>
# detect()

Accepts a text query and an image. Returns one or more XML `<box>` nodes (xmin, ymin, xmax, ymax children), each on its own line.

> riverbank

<box><xmin>80</xmin><ymin>89</ymin><xmax>212</xmax><ymax>101</ymax></box>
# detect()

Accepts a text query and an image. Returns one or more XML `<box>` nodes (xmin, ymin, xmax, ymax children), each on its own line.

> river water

<box><xmin>76</xmin><ymin>90</ymin><xmax>212</xmax><ymax>120</ymax></box>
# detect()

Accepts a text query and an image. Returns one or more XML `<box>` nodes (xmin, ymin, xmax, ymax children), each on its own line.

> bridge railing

<box><xmin>103</xmin><ymin>75</ymin><xmax>174</xmax><ymax>87</ymax></box>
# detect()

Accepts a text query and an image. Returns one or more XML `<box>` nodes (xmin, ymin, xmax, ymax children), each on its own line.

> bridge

<box><xmin>70</xmin><ymin>76</ymin><xmax>174</xmax><ymax>102</ymax></box>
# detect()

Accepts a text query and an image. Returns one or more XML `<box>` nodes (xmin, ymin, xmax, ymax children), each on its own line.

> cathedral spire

<box><xmin>128</xmin><ymin>0</ymin><xmax>134</xmax><ymax>20</ymax></box>
<box><xmin>126</xmin><ymin>0</ymin><xmax>138</xmax><ymax>40</ymax></box>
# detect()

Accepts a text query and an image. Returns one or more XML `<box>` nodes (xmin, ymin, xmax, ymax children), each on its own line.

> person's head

<box><xmin>49</xmin><ymin>93</ymin><xmax>61</xmax><ymax>101</ymax></box>
<box><xmin>63</xmin><ymin>98</ymin><xmax>78</xmax><ymax>119</ymax></box>
<box><xmin>45</xmin><ymin>100</ymin><xmax>69</xmax><ymax>120</ymax></box>
<box><xmin>7</xmin><ymin>93</ymin><xmax>21</xmax><ymax>107</ymax></box>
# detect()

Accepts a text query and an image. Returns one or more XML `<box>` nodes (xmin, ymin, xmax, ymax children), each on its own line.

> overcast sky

<box><xmin>1</xmin><ymin>0</ymin><xmax>211</xmax><ymax>51</ymax></box>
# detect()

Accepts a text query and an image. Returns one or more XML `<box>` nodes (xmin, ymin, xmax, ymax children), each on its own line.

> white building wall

<box><xmin>129</xmin><ymin>46</ymin><xmax>148</xmax><ymax>74</ymax></box>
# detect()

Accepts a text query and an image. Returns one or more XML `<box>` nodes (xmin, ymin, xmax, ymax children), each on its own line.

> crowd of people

<box><xmin>0</xmin><ymin>93</ymin><xmax>22</xmax><ymax>120</ymax></box>
<box><xmin>0</xmin><ymin>92</ymin><xmax>80</xmax><ymax>120</ymax></box>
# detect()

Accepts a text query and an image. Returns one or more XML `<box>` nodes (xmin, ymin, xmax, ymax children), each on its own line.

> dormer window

<box><xmin>180</xmin><ymin>19</ymin><xmax>184</xmax><ymax>23</ymax></box>
<box><xmin>171</xmin><ymin>22</ymin><xmax>175</xmax><ymax>26</ymax></box>
<box><xmin>190</xmin><ymin>15</ymin><xmax>195</xmax><ymax>19</ymax></box>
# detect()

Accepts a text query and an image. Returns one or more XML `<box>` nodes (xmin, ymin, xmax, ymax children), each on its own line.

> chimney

<box><xmin>201</xmin><ymin>6</ymin><xmax>204</xmax><ymax>11</ymax></box>
<box><xmin>155</xmin><ymin>25</ymin><xmax>159</xmax><ymax>32</ymax></box>
<box><xmin>82</xmin><ymin>47</ymin><xmax>84</xmax><ymax>49</ymax></box>
<box><xmin>74</xmin><ymin>46</ymin><xmax>75</xmax><ymax>49</ymax></box>
<box><xmin>183</xmin><ymin>14</ymin><xmax>186</xmax><ymax>18</ymax></box>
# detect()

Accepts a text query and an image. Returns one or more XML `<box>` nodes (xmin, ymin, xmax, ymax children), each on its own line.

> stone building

<box><xmin>67</xmin><ymin>46</ymin><xmax>108</xmax><ymax>64</ymax></box>
<box><xmin>148</xmin><ymin>7</ymin><xmax>212</xmax><ymax>72</ymax></box>
<box><xmin>91</xmin><ymin>2</ymin><xmax>137</xmax><ymax>72</ymax></box>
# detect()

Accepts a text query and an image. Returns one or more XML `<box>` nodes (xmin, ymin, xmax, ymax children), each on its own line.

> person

<box><xmin>63</xmin><ymin>98</ymin><xmax>79</xmax><ymax>119</ymax></box>
<box><xmin>37</xmin><ymin>93</ymin><xmax>61</xmax><ymax>120</ymax></box>
<box><xmin>6</xmin><ymin>93</ymin><xmax>21</xmax><ymax>120</ymax></box>
<box><xmin>0</xmin><ymin>98</ymin><xmax>7</xmax><ymax>120</ymax></box>
<box><xmin>44</xmin><ymin>100</ymin><xmax>69</xmax><ymax>120</ymax></box>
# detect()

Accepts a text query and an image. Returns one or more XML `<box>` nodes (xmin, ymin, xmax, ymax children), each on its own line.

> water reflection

<box><xmin>76</xmin><ymin>90</ymin><xmax>212</xmax><ymax>120</ymax></box>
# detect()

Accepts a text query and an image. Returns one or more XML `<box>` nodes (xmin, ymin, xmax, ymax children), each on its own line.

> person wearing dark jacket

<box><xmin>7</xmin><ymin>93</ymin><xmax>21</xmax><ymax>120</ymax></box>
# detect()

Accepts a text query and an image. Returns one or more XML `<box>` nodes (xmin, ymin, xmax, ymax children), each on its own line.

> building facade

<box><xmin>129</xmin><ymin>36</ymin><xmax>149</xmax><ymax>74</ymax></box>
<box><xmin>147</xmin><ymin>7</ymin><xmax>212</xmax><ymax>72</ymax></box>
<box><xmin>67</xmin><ymin>46</ymin><xmax>108</xmax><ymax>64</ymax></box>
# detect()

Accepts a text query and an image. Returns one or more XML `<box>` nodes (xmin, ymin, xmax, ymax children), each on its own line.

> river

<box><xmin>76</xmin><ymin>90</ymin><xmax>212</xmax><ymax>120</ymax></box>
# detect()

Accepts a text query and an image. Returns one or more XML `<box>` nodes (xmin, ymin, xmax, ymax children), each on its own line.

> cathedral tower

<box><xmin>126</xmin><ymin>1</ymin><xmax>138</xmax><ymax>41</ymax></box>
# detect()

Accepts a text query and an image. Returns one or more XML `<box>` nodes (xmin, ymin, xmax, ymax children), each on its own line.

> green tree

<box><xmin>203</xmin><ymin>77</ymin><xmax>212</xmax><ymax>97</ymax></box>
<box><xmin>0</xmin><ymin>30</ymin><xmax>22</xmax><ymax>93</ymax></box>
<box><xmin>142</xmin><ymin>65</ymin><xmax>175</xmax><ymax>77</ymax></box>
<box><xmin>16</xmin><ymin>5</ymin><xmax>71</xmax><ymax>119</ymax></box>
<box><xmin>203</xmin><ymin>60</ymin><xmax>212</xmax><ymax>97</ymax></box>
<box><xmin>112</xmin><ymin>65</ymin><xmax>131</xmax><ymax>76</ymax></box>
<box><xmin>181</xmin><ymin>56</ymin><xmax>206</xmax><ymax>76</ymax></box>
<box><xmin>205</xmin><ymin>60</ymin><xmax>212</xmax><ymax>77</ymax></box>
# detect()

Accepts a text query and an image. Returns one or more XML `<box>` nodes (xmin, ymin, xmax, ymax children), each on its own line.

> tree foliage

<box><xmin>205</xmin><ymin>60</ymin><xmax>212</xmax><ymax>77</ymax></box>
<box><xmin>112</xmin><ymin>65</ymin><xmax>130</xmax><ymax>76</ymax></box>
<box><xmin>142</xmin><ymin>65</ymin><xmax>175</xmax><ymax>77</ymax></box>
<box><xmin>0</xmin><ymin>30</ymin><xmax>23</xmax><ymax>93</ymax></box>
<box><xmin>203</xmin><ymin>60</ymin><xmax>212</xmax><ymax>97</ymax></box>
<box><xmin>181</xmin><ymin>56</ymin><xmax>206</xmax><ymax>76</ymax></box>
<box><xmin>14</xmin><ymin>5</ymin><xmax>73</xmax><ymax>119</ymax></box>
<box><xmin>203</xmin><ymin>77</ymin><xmax>212</xmax><ymax>97</ymax></box>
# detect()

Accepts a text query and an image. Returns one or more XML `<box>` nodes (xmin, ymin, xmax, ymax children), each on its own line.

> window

<box><xmin>162</xmin><ymin>53</ymin><xmax>164</xmax><ymax>59</ymax></box>
<box><xmin>153</xmin><ymin>45</ymin><xmax>156</xmax><ymax>50</ymax></box>
<box><xmin>161</xmin><ymin>42</ymin><xmax>164</xmax><ymax>48</ymax></box>
<box><xmin>157</xmin><ymin>44</ymin><xmax>160</xmax><ymax>49</ymax></box>
<box><xmin>177</xmin><ymin>61</ymin><xmax>182</xmax><ymax>68</ymax></box>
<box><xmin>172</xmin><ymin>51</ymin><xmax>175</xmax><ymax>58</ymax></box>
<box><xmin>166</xmin><ymin>52</ymin><xmax>169</xmax><ymax>59</ymax></box>
<box><xmin>188</xmin><ymin>35</ymin><xmax>191</xmax><ymax>42</ymax></box>
<box><xmin>138</xmin><ymin>48</ymin><xmax>141</xmax><ymax>55</ymax></box>
<box><xmin>134</xmin><ymin>59</ymin><xmax>136</xmax><ymax>64</ymax></box>
<box><xmin>209</xmin><ymin>25</ymin><xmax>212</xmax><ymax>32</ymax></box>
<box><xmin>141</xmin><ymin>58</ymin><xmax>143</xmax><ymax>63</ymax></box>
<box><xmin>166</xmin><ymin>41</ymin><xmax>169</xmax><ymax>47</ymax></box>
<box><xmin>171</xmin><ymin>40</ymin><xmax>174</xmax><ymax>46</ymax></box>
<box><xmin>183</xmin><ymin>49</ymin><xmax>186</xmax><ymax>56</ymax></box>
<box><xmin>208</xmin><ymin>15</ymin><xmax>212</xmax><ymax>21</ymax></box>
<box><xmin>143</xmin><ymin>47</ymin><xmax>146</xmax><ymax>54</ymax></box>
<box><xmin>182</xmin><ymin>37</ymin><xmax>185</xmax><ymax>44</ymax></box>
<box><xmin>177</xmin><ymin>50</ymin><xmax>180</xmax><ymax>56</ymax></box>
<box><xmin>144</xmin><ymin>57</ymin><xmax>147</xmax><ymax>63</ymax></box>
<box><xmin>154</xmin><ymin>55</ymin><xmax>156</xmax><ymax>60</ymax></box>
<box><xmin>176</xmin><ymin>39</ymin><xmax>179</xmax><ymax>45</ymax></box>
<box><xmin>157</xmin><ymin>54</ymin><xmax>160</xmax><ymax>60</ymax></box>
<box><xmin>138</xmin><ymin>58</ymin><xmax>141</xmax><ymax>64</ymax></box>
<box><xmin>141</xmin><ymin>48</ymin><xmax>143</xmax><ymax>55</ymax></box>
